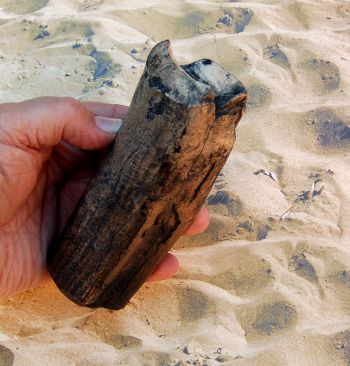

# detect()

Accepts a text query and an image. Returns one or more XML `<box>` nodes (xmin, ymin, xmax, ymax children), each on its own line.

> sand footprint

<box><xmin>180</xmin><ymin>6</ymin><xmax>254</xmax><ymax>36</ymax></box>
<box><xmin>305</xmin><ymin>108</ymin><xmax>350</xmax><ymax>149</ymax></box>
<box><xmin>179</xmin><ymin>184</ymin><xmax>274</xmax><ymax>247</ymax></box>
<box><xmin>216</xmin><ymin>8</ymin><xmax>254</xmax><ymax>34</ymax></box>
<box><xmin>178</xmin><ymin>288</ymin><xmax>211</xmax><ymax>323</ymax></box>
<box><xmin>89</xmin><ymin>48</ymin><xmax>115</xmax><ymax>80</ymax></box>
<box><xmin>289</xmin><ymin>253</ymin><xmax>318</xmax><ymax>283</ymax></box>
<box><xmin>180</xmin><ymin>11</ymin><xmax>205</xmax><ymax>35</ymax></box>
<box><xmin>174</xmin><ymin>214</ymin><xmax>239</xmax><ymax>248</ymax></box>
<box><xmin>288</xmin><ymin>250</ymin><xmax>326</xmax><ymax>298</ymax></box>
<box><xmin>138</xmin><ymin>351</ymin><xmax>172</xmax><ymax>366</ymax></box>
<box><xmin>328</xmin><ymin>267</ymin><xmax>350</xmax><ymax>313</ymax></box>
<box><xmin>74</xmin><ymin>43</ymin><xmax>122</xmax><ymax>95</ymax></box>
<box><xmin>206</xmin><ymin>190</ymin><xmax>243</xmax><ymax>217</ymax></box>
<box><xmin>333</xmin><ymin>330</ymin><xmax>350</xmax><ymax>365</ymax></box>
<box><xmin>252</xmin><ymin>302</ymin><xmax>297</xmax><ymax>336</ymax></box>
<box><xmin>71</xmin><ymin>311</ymin><xmax>144</xmax><ymax>351</ymax></box>
<box><xmin>0</xmin><ymin>0</ymin><xmax>49</xmax><ymax>14</ymax></box>
<box><xmin>207</xmin><ymin>200</ymin><xmax>272</xmax><ymax>242</ymax></box>
<box><xmin>212</xmin><ymin>250</ymin><xmax>274</xmax><ymax>296</ymax></box>
<box><xmin>303</xmin><ymin>58</ymin><xmax>340</xmax><ymax>93</ymax></box>
<box><xmin>103</xmin><ymin>334</ymin><xmax>142</xmax><ymax>350</ymax></box>
<box><xmin>264</xmin><ymin>44</ymin><xmax>291</xmax><ymax>69</ymax></box>
<box><xmin>177</xmin><ymin>246</ymin><xmax>274</xmax><ymax>298</ymax></box>
<box><xmin>336</xmin><ymin>270</ymin><xmax>350</xmax><ymax>290</ymax></box>
<box><xmin>236</xmin><ymin>300</ymin><xmax>297</xmax><ymax>341</ymax></box>
<box><xmin>246</xmin><ymin>84</ymin><xmax>272</xmax><ymax>110</ymax></box>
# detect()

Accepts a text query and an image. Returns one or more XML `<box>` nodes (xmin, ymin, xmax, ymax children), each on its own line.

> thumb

<box><xmin>0</xmin><ymin>97</ymin><xmax>122</xmax><ymax>150</ymax></box>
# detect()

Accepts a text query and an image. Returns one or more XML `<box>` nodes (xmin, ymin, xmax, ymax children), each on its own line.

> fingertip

<box><xmin>49</xmin><ymin>97</ymin><xmax>117</xmax><ymax>150</ymax></box>
<box><xmin>62</xmin><ymin>99</ymin><xmax>117</xmax><ymax>150</ymax></box>
<box><xmin>95</xmin><ymin>116</ymin><xmax>122</xmax><ymax>135</ymax></box>
<box><xmin>184</xmin><ymin>206</ymin><xmax>210</xmax><ymax>236</ymax></box>
<box><xmin>147</xmin><ymin>253</ymin><xmax>179</xmax><ymax>282</ymax></box>
<box><xmin>84</xmin><ymin>102</ymin><xmax>129</xmax><ymax>120</ymax></box>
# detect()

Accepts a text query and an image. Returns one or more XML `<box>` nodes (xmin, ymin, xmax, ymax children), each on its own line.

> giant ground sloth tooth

<box><xmin>48</xmin><ymin>40</ymin><xmax>247</xmax><ymax>310</ymax></box>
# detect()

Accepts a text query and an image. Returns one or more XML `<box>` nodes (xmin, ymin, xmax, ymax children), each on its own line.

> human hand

<box><xmin>0</xmin><ymin>97</ymin><xmax>210</xmax><ymax>298</ymax></box>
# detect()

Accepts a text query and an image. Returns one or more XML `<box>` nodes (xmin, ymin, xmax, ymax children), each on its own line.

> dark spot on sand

<box><xmin>100</xmin><ymin>79</ymin><xmax>113</xmax><ymax>87</ymax></box>
<box><xmin>217</xmin><ymin>13</ymin><xmax>233</xmax><ymax>26</ymax></box>
<box><xmin>338</xmin><ymin>270</ymin><xmax>350</xmax><ymax>287</ymax></box>
<box><xmin>217</xmin><ymin>8</ymin><xmax>253</xmax><ymax>33</ymax></box>
<box><xmin>72</xmin><ymin>42</ymin><xmax>82</xmax><ymax>49</ymax></box>
<box><xmin>0</xmin><ymin>345</ymin><xmax>14</xmax><ymax>366</ymax></box>
<box><xmin>320</xmin><ymin>119</ymin><xmax>350</xmax><ymax>147</ymax></box>
<box><xmin>104</xmin><ymin>334</ymin><xmax>142</xmax><ymax>350</ymax></box>
<box><xmin>182</xmin><ymin>11</ymin><xmax>205</xmax><ymax>33</ymax></box>
<box><xmin>307</xmin><ymin>58</ymin><xmax>340</xmax><ymax>92</ymax></box>
<box><xmin>264</xmin><ymin>44</ymin><xmax>290</xmax><ymax>68</ymax></box>
<box><xmin>207</xmin><ymin>190</ymin><xmax>242</xmax><ymax>216</ymax></box>
<box><xmin>256</xmin><ymin>225</ymin><xmax>271</xmax><ymax>241</ymax></box>
<box><xmin>253</xmin><ymin>301</ymin><xmax>297</xmax><ymax>336</ymax></box>
<box><xmin>238</xmin><ymin>221</ymin><xmax>254</xmax><ymax>232</ymax></box>
<box><xmin>306</xmin><ymin>108</ymin><xmax>350</xmax><ymax>148</ymax></box>
<box><xmin>207</xmin><ymin>191</ymin><xmax>232</xmax><ymax>205</ymax></box>
<box><xmin>33</xmin><ymin>29</ymin><xmax>49</xmax><ymax>40</ymax></box>
<box><xmin>235</xmin><ymin>8</ymin><xmax>253</xmax><ymax>33</ymax></box>
<box><xmin>89</xmin><ymin>49</ymin><xmax>113</xmax><ymax>80</ymax></box>
<box><xmin>180</xmin><ymin>288</ymin><xmax>209</xmax><ymax>321</ymax></box>
<box><xmin>297</xmin><ymin>191</ymin><xmax>310</xmax><ymax>201</ymax></box>
<box><xmin>246</xmin><ymin>84</ymin><xmax>272</xmax><ymax>109</ymax></box>
<box><xmin>3</xmin><ymin>0</ymin><xmax>49</xmax><ymax>14</ymax></box>
<box><xmin>215</xmin><ymin>355</ymin><xmax>225</xmax><ymax>363</ymax></box>
<box><xmin>85</xmin><ymin>28</ymin><xmax>94</xmax><ymax>38</ymax></box>
<box><xmin>334</xmin><ymin>330</ymin><xmax>350</xmax><ymax>363</ymax></box>
<box><xmin>290</xmin><ymin>254</ymin><xmax>318</xmax><ymax>283</ymax></box>
<box><xmin>140</xmin><ymin>351</ymin><xmax>172</xmax><ymax>366</ymax></box>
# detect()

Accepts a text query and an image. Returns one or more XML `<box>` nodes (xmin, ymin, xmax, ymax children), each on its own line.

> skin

<box><xmin>0</xmin><ymin>97</ymin><xmax>210</xmax><ymax>298</ymax></box>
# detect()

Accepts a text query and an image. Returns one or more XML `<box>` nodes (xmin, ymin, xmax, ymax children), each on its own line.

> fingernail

<box><xmin>95</xmin><ymin>116</ymin><xmax>122</xmax><ymax>135</ymax></box>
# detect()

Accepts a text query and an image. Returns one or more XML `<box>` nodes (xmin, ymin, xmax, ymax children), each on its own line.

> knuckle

<box><xmin>60</xmin><ymin>97</ymin><xmax>81</xmax><ymax>114</ymax></box>
<box><xmin>60</xmin><ymin>97</ymin><xmax>94</xmax><ymax>121</ymax></box>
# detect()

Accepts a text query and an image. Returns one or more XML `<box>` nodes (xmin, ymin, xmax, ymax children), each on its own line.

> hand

<box><xmin>0</xmin><ymin>97</ymin><xmax>210</xmax><ymax>298</ymax></box>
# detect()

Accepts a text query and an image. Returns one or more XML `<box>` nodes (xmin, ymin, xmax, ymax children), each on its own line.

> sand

<box><xmin>0</xmin><ymin>0</ymin><xmax>350</xmax><ymax>365</ymax></box>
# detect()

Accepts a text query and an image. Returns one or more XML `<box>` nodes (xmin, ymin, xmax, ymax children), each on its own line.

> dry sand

<box><xmin>0</xmin><ymin>0</ymin><xmax>350</xmax><ymax>365</ymax></box>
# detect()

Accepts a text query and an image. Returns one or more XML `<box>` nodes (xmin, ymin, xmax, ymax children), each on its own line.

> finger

<box><xmin>83</xmin><ymin>103</ymin><xmax>128</xmax><ymax>138</ymax></box>
<box><xmin>184</xmin><ymin>206</ymin><xmax>210</xmax><ymax>236</ymax></box>
<box><xmin>83</xmin><ymin>102</ymin><xmax>128</xmax><ymax>119</ymax></box>
<box><xmin>147</xmin><ymin>253</ymin><xmax>179</xmax><ymax>282</ymax></box>
<box><xmin>0</xmin><ymin>97</ymin><xmax>121</xmax><ymax>151</ymax></box>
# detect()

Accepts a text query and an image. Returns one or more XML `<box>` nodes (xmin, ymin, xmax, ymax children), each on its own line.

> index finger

<box><xmin>83</xmin><ymin>102</ymin><xmax>129</xmax><ymax>119</ymax></box>
<box><xmin>184</xmin><ymin>206</ymin><xmax>210</xmax><ymax>236</ymax></box>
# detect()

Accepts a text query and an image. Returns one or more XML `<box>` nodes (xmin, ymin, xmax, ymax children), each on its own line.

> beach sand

<box><xmin>0</xmin><ymin>0</ymin><xmax>350</xmax><ymax>365</ymax></box>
